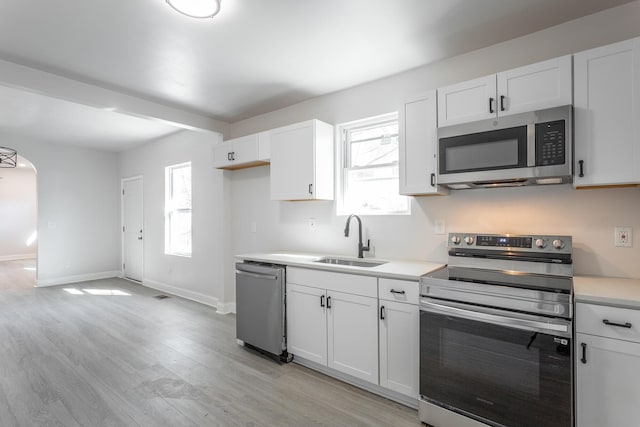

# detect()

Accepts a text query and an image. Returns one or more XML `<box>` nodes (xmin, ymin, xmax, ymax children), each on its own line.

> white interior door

<box><xmin>123</xmin><ymin>178</ymin><xmax>143</xmax><ymax>282</ymax></box>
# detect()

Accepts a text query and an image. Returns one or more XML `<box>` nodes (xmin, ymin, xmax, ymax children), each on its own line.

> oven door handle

<box><xmin>420</xmin><ymin>300</ymin><xmax>571</xmax><ymax>336</ymax></box>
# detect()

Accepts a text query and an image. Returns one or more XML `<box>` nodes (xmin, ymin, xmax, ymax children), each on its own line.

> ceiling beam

<box><xmin>0</xmin><ymin>58</ymin><xmax>229</xmax><ymax>136</ymax></box>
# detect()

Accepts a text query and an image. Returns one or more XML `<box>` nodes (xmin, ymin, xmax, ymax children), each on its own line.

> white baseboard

<box><xmin>143</xmin><ymin>278</ymin><xmax>225</xmax><ymax>311</ymax></box>
<box><xmin>0</xmin><ymin>254</ymin><xmax>37</xmax><ymax>262</ymax></box>
<box><xmin>36</xmin><ymin>270</ymin><xmax>121</xmax><ymax>287</ymax></box>
<box><xmin>217</xmin><ymin>302</ymin><xmax>236</xmax><ymax>314</ymax></box>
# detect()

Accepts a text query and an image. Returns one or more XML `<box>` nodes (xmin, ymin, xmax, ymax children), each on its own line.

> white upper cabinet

<box><xmin>399</xmin><ymin>90</ymin><xmax>448</xmax><ymax>196</ymax></box>
<box><xmin>573</xmin><ymin>38</ymin><xmax>640</xmax><ymax>187</ymax></box>
<box><xmin>497</xmin><ymin>55</ymin><xmax>572</xmax><ymax>117</ymax></box>
<box><xmin>437</xmin><ymin>55</ymin><xmax>572</xmax><ymax>127</ymax></box>
<box><xmin>269</xmin><ymin>119</ymin><xmax>334</xmax><ymax>201</ymax></box>
<box><xmin>213</xmin><ymin>132</ymin><xmax>270</xmax><ymax>170</ymax></box>
<box><xmin>437</xmin><ymin>75</ymin><xmax>497</xmax><ymax>127</ymax></box>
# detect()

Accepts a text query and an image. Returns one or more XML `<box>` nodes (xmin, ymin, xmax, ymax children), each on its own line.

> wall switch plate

<box><xmin>48</xmin><ymin>222</ymin><xmax>56</xmax><ymax>229</ymax></box>
<box><xmin>615</xmin><ymin>226</ymin><xmax>632</xmax><ymax>247</ymax></box>
<box><xmin>434</xmin><ymin>220</ymin><xmax>446</xmax><ymax>235</ymax></box>
<box><xmin>309</xmin><ymin>218</ymin><xmax>317</xmax><ymax>230</ymax></box>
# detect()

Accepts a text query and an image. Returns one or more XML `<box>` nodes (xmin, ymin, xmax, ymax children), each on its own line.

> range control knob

<box><xmin>552</xmin><ymin>239</ymin><xmax>565</xmax><ymax>249</ymax></box>
<box><xmin>535</xmin><ymin>238</ymin><xmax>547</xmax><ymax>248</ymax></box>
<box><xmin>451</xmin><ymin>235</ymin><xmax>461</xmax><ymax>245</ymax></box>
<box><xmin>464</xmin><ymin>236</ymin><xmax>475</xmax><ymax>245</ymax></box>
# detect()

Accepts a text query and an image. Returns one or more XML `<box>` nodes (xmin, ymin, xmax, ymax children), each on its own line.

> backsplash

<box><xmin>230</xmin><ymin>166</ymin><xmax>640</xmax><ymax>279</ymax></box>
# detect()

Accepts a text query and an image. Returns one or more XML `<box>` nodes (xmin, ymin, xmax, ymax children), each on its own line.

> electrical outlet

<box><xmin>615</xmin><ymin>226</ymin><xmax>633</xmax><ymax>247</ymax></box>
<box><xmin>48</xmin><ymin>222</ymin><xmax>57</xmax><ymax>229</ymax></box>
<box><xmin>434</xmin><ymin>220</ymin><xmax>446</xmax><ymax>235</ymax></box>
<box><xmin>309</xmin><ymin>218</ymin><xmax>317</xmax><ymax>230</ymax></box>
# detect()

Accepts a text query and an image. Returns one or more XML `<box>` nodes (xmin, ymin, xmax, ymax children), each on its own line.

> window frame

<box><xmin>164</xmin><ymin>161</ymin><xmax>192</xmax><ymax>257</ymax></box>
<box><xmin>336</xmin><ymin>112</ymin><xmax>410</xmax><ymax>216</ymax></box>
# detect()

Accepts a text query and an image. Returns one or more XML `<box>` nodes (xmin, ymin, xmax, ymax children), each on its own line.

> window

<box><xmin>337</xmin><ymin>113</ymin><xmax>409</xmax><ymax>215</ymax></box>
<box><xmin>165</xmin><ymin>162</ymin><xmax>192</xmax><ymax>257</ymax></box>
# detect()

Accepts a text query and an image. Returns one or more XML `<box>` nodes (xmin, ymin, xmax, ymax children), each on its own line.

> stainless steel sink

<box><xmin>313</xmin><ymin>257</ymin><xmax>387</xmax><ymax>268</ymax></box>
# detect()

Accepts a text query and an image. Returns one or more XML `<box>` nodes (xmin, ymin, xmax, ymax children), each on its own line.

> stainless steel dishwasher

<box><xmin>235</xmin><ymin>261</ymin><xmax>292</xmax><ymax>362</ymax></box>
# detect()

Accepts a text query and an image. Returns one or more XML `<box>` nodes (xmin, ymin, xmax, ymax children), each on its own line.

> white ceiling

<box><xmin>0</xmin><ymin>0</ymin><xmax>634</xmax><ymax>150</ymax></box>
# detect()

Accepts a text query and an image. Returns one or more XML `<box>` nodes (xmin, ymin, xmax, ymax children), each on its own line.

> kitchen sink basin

<box><xmin>313</xmin><ymin>257</ymin><xmax>387</xmax><ymax>268</ymax></box>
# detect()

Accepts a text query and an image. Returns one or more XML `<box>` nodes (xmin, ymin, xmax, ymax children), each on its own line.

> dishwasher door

<box><xmin>235</xmin><ymin>262</ymin><xmax>286</xmax><ymax>356</ymax></box>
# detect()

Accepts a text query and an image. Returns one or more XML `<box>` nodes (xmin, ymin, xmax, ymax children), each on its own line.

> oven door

<box><xmin>420</xmin><ymin>299</ymin><xmax>572</xmax><ymax>427</ymax></box>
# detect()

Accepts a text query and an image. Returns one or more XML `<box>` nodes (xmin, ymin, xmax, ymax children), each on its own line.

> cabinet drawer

<box><xmin>577</xmin><ymin>303</ymin><xmax>640</xmax><ymax>343</ymax></box>
<box><xmin>287</xmin><ymin>267</ymin><xmax>377</xmax><ymax>298</ymax></box>
<box><xmin>378</xmin><ymin>278</ymin><xmax>419</xmax><ymax>305</ymax></box>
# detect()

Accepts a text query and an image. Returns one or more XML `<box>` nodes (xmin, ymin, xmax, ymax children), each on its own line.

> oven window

<box><xmin>420</xmin><ymin>310</ymin><xmax>571</xmax><ymax>427</ymax></box>
<box><xmin>439</xmin><ymin>126</ymin><xmax>528</xmax><ymax>174</ymax></box>
<box><xmin>442</xmin><ymin>329</ymin><xmax>540</xmax><ymax>396</ymax></box>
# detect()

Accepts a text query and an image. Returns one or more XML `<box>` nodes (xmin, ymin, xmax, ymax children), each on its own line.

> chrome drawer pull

<box><xmin>603</xmin><ymin>319</ymin><xmax>632</xmax><ymax>329</ymax></box>
<box><xmin>389</xmin><ymin>289</ymin><xmax>405</xmax><ymax>295</ymax></box>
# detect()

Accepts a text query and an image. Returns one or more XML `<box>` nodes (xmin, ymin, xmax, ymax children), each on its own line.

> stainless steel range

<box><xmin>419</xmin><ymin>233</ymin><xmax>573</xmax><ymax>427</ymax></box>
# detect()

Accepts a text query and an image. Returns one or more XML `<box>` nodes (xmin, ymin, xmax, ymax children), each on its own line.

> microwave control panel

<box><xmin>536</xmin><ymin>120</ymin><xmax>565</xmax><ymax>166</ymax></box>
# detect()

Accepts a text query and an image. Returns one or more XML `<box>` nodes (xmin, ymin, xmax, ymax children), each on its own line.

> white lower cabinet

<box><xmin>379</xmin><ymin>299</ymin><xmax>419</xmax><ymax>398</ymax></box>
<box><xmin>286</xmin><ymin>268</ymin><xmax>379</xmax><ymax>384</ymax></box>
<box><xmin>576</xmin><ymin>333</ymin><xmax>640</xmax><ymax>427</ymax></box>
<box><xmin>327</xmin><ymin>291</ymin><xmax>378</xmax><ymax>383</ymax></box>
<box><xmin>576</xmin><ymin>302</ymin><xmax>640</xmax><ymax>427</ymax></box>
<box><xmin>286</xmin><ymin>283</ymin><xmax>327</xmax><ymax>365</ymax></box>
<box><xmin>286</xmin><ymin>267</ymin><xmax>420</xmax><ymax>402</ymax></box>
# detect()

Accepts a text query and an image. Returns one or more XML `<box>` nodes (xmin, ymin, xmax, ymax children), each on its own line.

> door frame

<box><xmin>121</xmin><ymin>175</ymin><xmax>144</xmax><ymax>282</ymax></box>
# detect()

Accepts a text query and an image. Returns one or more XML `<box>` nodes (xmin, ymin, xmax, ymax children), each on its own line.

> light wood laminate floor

<box><xmin>0</xmin><ymin>270</ymin><xmax>419</xmax><ymax>426</ymax></box>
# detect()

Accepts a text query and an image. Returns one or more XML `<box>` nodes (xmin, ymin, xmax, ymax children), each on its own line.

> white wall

<box><xmin>1</xmin><ymin>132</ymin><xmax>121</xmax><ymax>285</ymax></box>
<box><xmin>0</xmin><ymin>163</ymin><xmax>37</xmax><ymax>261</ymax></box>
<box><xmin>223</xmin><ymin>1</ymin><xmax>640</xmax><ymax>303</ymax></box>
<box><xmin>119</xmin><ymin>130</ymin><xmax>230</xmax><ymax>311</ymax></box>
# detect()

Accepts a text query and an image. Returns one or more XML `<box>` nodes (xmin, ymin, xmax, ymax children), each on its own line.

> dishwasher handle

<box><xmin>235</xmin><ymin>270</ymin><xmax>278</xmax><ymax>281</ymax></box>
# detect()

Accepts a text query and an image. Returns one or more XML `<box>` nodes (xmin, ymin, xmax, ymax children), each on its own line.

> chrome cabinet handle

<box><xmin>500</xmin><ymin>95</ymin><xmax>506</xmax><ymax>111</ymax></box>
<box><xmin>581</xmin><ymin>343</ymin><xmax>587</xmax><ymax>364</ymax></box>
<box><xmin>489</xmin><ymin>97</ymin><xmax>495</xmax><ymax>114</ymax></box>
<box><xmin>326</xmin><ymin>296</ymin><xmax>331</xmax><ymax>309</ymax></box>
<box><xmin>320</xmin><ymin>295</ymin><xmax>325</xmax><ymax>308</ymax></box>
<box><xmin>380</xmin><ymin>305</ymin><xmax>386</xmax><ymax>320</ymax></box>
<box><xmin>389</xmin><ymin>289</ymin><xmax>405</xmax><ymax>295</ymax></box>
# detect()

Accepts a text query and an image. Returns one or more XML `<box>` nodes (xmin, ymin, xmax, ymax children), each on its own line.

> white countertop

<box><xmin>235</xmin><ymin>252</ymin><xmax>444</xmax><ymax>281</ymax></box>
<box><xmin>574</xmin><ymin>275</ymin><xmax>640</xmax><ymax>309</ymax></box>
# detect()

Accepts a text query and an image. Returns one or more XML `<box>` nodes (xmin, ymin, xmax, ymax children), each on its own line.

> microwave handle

<box><xmin>527</xmin><ymin>124</ymin><xmax>536</xmax><ymax>167</ymax></box>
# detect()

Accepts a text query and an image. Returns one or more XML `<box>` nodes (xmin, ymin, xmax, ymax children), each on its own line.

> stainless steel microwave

<box><xmin>437</xmin><ymin>105</ymin><xmax>572</xmax><ymax>189</ymax></box>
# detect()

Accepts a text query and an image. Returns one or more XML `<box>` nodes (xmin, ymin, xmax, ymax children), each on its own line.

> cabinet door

<box><xmin>379</xmin><ymin>300</ymin><xmax>419</xmax><ymax>398</ymax></box>
<box><xmin>270</xmin><ymin>122</ymin><xmax>316</xmax><ymax>200</ymax></box>
<box><xmin>231</xmin><ymin>134</ymin><xmax>260</xmax><ymax>165</ymax></box>
<box><xmin>497</xmin><ymin>55</ymin><xmax>572</xmax><ymax>117</ymax></box>
<box><xmin>576</xmin><ymin>333</ymin><xmax>640</xmax><ymax>427</ymax></box>
<box><xmin>286</xmin><ymin>283</ymin><xmax>327</xmax><ymax>365</ymax></box>
<box><xmin>574</xmin><ymin>38</ymin><xmax>640</xmax><ymax>187</ymax></box>
<box><xmin>212</xmin><ymin>141</ymin><xmax>234</xmax><ymax>168</ymax></box>
<box><xmin>437</xmin><ymin>75</ymin><xmax>497</xmax><ymax>127</ymax></box>
<box><xmin>327</xmin><ymin>291</ymin><xmax>378</xmax><ymax>384</ymax></box>
<box><xmin>399</xmin><ymin>91</ymin><xmax>448</xmax><ymax>196</ymax></box>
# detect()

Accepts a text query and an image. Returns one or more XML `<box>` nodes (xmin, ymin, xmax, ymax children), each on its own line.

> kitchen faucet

<box><xmin>344</xmin><ymin>214</ymin><xmax>370</xmax><ymax>258</ymax></box>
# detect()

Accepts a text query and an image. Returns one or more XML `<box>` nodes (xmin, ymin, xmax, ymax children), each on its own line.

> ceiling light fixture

<box><xmin>0</xmin><ymin>147</ymin><xmax>17</xmax><ymax>168</ymax></box>
<box><xmin>166</xmin><ymin>0</ymin><xmax>221</xmax><ymax>19</ymax></box>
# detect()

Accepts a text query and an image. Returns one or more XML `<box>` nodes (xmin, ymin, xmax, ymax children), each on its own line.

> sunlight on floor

<box><xmin>63</xmin><ymin>288</ymin><xmax>131</xmax><ymax>296</ymax></box>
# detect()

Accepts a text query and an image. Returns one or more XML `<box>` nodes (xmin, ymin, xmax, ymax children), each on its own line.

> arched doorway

<box><xmin>0</xmin><ymin>154</ymin><xmax>37</xmax><ymax>289</ymax></box>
